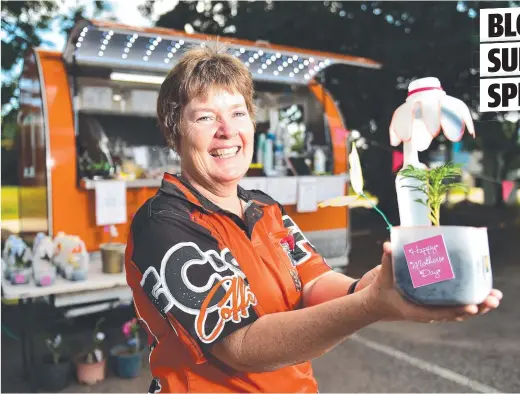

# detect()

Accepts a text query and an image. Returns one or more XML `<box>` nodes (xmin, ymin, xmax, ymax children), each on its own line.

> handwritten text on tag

<box><xmin>403</xmin><ymin>235</ymin><xmax>455</xmax><ymax>288</ymax></box>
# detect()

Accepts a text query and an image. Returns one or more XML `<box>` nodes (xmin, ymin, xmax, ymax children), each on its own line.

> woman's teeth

<box><xmin>210</xmin><ymin>147</ymin><xmax>239</xmax><ymax>158</ymax></box>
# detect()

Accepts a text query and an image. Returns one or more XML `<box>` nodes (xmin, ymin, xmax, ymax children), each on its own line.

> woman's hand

<box><xmin>364</xmin><ymin>242</ymin><xmax>502</xmax><ymax>323</ymax></box>
<box><xmin>356</xmin><ymin>265</ymin><xmax>381</xmax><ymax>292</ymax></box>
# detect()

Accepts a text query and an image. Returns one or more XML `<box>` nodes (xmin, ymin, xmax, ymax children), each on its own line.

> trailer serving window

<box><xmin>74</xmin><ymin>76</ymin><xmax>333</xmax><ymax>183</ymax></box>
<box><xmin>62</xmin><ymin>20</ymin><xmax>380</xmax><ymax>187</ymax></box>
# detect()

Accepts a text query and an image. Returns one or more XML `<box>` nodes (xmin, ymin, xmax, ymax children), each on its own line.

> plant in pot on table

<box><xmin>39</xmin><ymin>333</ymin><xmax>71</xmax><ymax>392</ymax></box>
<box><xmin>110</xmin><ymin>318</ymin><xmax>144</xmax><ymax>378</ymax></box>
<box><xmin>74</xmin><ymin>317</ymin><xmax>106</xmax><ymax>385</ymax></box>
<box><xmin>2</xmin><ymin>235</ymin><xmax>33</xmax><ymax>284</ymax></box>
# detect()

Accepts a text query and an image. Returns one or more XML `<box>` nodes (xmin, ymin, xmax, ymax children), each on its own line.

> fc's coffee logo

<box><xmin>141</xmin><ymin>242</ymin><xmax>257</xmax><ymax>344</ymax></box>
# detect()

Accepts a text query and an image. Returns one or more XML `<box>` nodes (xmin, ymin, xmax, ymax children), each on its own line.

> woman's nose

<box><xmin>215</xmin><ymin>118</ymin><xmax>236</xmax><ymax>139</ymax></box>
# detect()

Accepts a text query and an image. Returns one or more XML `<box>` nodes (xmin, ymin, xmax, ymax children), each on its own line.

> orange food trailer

<box><xmin>16</xmin><ymin>19</ymin><xmax>381</xmax><ymax>271</ymax></box>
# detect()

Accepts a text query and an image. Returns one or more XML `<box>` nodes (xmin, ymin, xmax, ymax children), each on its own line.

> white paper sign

<box><xmin>297</xmin><ymin>178</ymin><xmax>317</xmax><ymax>213</ymax></box>
<box><xmin>81</xmin><ymin>86</ymin><xmax>113</xmax><ymax>110</ymax></box>
<box><xmin>130</xmin><ymin>90</ymin><xmax>158</xmax><ymax>113</ymax></box>
<box><xmin>315</xmin><ymin>176</ymin><xmax>347</xmax><ymax>202</ymax></box>
<box><xmin>266</xmin><ymin>177</ymin><xmax>298</xmax><ymax>205</ymax></box>
<box><xmin>239</xmin><ymin>177</ymin><xmax>268</xmax><ymax>192</ymax></box>
<box><xmin>95</xmin><ymin>181</ymin><xmax>127</xmax><ymax>226</ymax></box>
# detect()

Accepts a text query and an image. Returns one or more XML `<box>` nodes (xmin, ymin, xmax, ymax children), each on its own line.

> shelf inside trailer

<box><xmin>81</xmin><ymin>174</ymin><xmax>350</xmax><ymax>207</ymax></box>
<box><xmin>78</xmin><ymin>108</ymin><xmax>156</xmax><ymax>118</ymax></box>
<box><xmin>81</xmin><ymin>178</ymin><xmax>162</xmax><ymax>189</ymax></box>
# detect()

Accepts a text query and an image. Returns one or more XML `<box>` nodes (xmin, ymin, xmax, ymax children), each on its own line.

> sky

<box><xmin>1</xmin><ymin>0</ymin><xmax>178</xmax><ymax>113</ymax></box>
<box><xmin>39</xmin><ymin>0</ymin><xmax>179</xmax><ymax>50</ymax></box>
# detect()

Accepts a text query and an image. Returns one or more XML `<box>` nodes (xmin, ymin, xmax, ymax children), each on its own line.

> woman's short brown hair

<box><xmin>157</xmin><ymin>43</ymin><xmax>256</xmax><ymax>150</ymax></box>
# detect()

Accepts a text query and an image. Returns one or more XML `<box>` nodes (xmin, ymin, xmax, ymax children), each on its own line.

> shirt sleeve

<box><xmin>128</xmin><ymin>208</ymin><xmax>259</xmax><ymax>364</ymax></box>
<box><xmin>279</xmin><ymin>207</ymin><xmax>333</xmax><ymax>287</ymax></box>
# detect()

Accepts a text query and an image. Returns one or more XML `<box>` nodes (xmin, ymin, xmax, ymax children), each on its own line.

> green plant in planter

<box><xmin>40</xmin><ymin>332</ymin><xmax>71</xmax><ymax>391</ymax></box>
<box><xmin>84</xmin><ymin>317</ymin><xmax>106</xmax><ymax>364</ymax></box>
<box><xmin>14</xmin><ymin>250</ymin><xmax>31</xmax><ymax>269</ymax></box>
<box><xmin>398</xmin><ymin>162</ymin><xmax>467</xmax><ymax>226</ymax></box>
<box><xmin>45</xmin><ymin>334</ymin><xmax>63</xmax><ymax>365</ymax></box>
<box><xmin>111</xmin><ymin>317</ymin><xmax>143</xmax><ymax>379</ymax></box>
<box><xmin>122</xmin><ymin>318</ymin><xmax>141</xmax><ymax>353</ymax></box>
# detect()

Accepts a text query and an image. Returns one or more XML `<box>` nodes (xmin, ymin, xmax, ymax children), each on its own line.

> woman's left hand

<box><xmin>355</xmin><ymin>265</ymin><xmax>502</xmax><ymax>317</ymax></box>
<box><xmin>356</xmin><ymin>265</ymin><xmax>381</xmax><ymax>292</ymax></box>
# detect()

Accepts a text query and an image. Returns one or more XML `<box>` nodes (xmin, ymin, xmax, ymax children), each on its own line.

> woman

<box><xmin>125</xmin><ymin>44</ymin><xmax>501</xmax><ymax>393</ymax></box>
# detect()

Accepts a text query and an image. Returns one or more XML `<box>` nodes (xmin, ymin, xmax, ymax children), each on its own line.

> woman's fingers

<box><xmin>403</xmin><ymin>302</ymin><xmax>477</xmax><ymax>323</ymax></box>
<box><xmin>483</xmin><ymin>295</ymin><xmax>500</xmax><ymax>309</ymax></box>
<box><xmin>463</xmin><ymin>304</ymin><xmax>479</xmax><ymax>315</ymax></box>
<box><xmin>374</xmin><ymin>242</ymin><xmax>503</xmax><ymax>324</ymax></box>
<box><xmin>478</xmin><ymin>307</ymin><xmax>492</xmax><ymax>315</ymax></box>
<box><xmin>382</xmin><ymin>241</ymin><xmax>392</xmax><ymax>255</ymax></box>
<box><xmin>405</xmin><ymin>293</ymin><xmax>502</xmax><ymax>322</ymax></box>
<box><xmin>476</xmin><ymin>294</ymin><xmax>501</xmax><ymax>315</ymax></box>
<box><xmin>490</xmin><ymin>289</ymin><xmax>503</xmax><ymax>300</ymax></box>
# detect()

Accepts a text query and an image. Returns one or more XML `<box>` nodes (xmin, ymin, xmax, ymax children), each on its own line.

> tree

<box><xmin>140</xmin><ymin>1</ymin><xmax>520</xmax><ymax>214</ymax></box>
<box><xmin>1</xmin><ymin>1</ymin><xmax>110</xmax><ymax>185</ymax></box>
<box><xmin>467</xmin><ymin>113</ymin><xmax>520</xmax><ymax>207</ymax></box>
<box><xmin>1</xmin><ymin>1</ymin><xmax>58</xmax><ymax>115</ymax></box>
<box><xmin>1</xmin><ymin>1</ymin><xmax>109</xmax><ymax>116</ymax></box>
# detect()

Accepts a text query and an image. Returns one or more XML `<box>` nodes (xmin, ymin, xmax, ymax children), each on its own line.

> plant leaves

<box><xmin>396</xmin><ymin>162</ymin><xmax>465</xmax><ymax>226</ymax></box>
<box><xmin>349</xmin><ymin>143</ymin><xmax>364</xmax><ymax>195</ymax></box>
<box><xmin>318</xmin><ymin>195</ymin><xmax>359</xmax><ymax>208</ymax></box>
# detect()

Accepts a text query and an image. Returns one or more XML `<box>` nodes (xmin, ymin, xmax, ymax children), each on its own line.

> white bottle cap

<box><xmin>407</xmin><ymin>77</ymin><xmax>444</xmax><ymax>100</ymax></box>
<box><xmin>408</xmin><ymin>77</ymin><xmax>441</xmax><ymax>92</ymax></box>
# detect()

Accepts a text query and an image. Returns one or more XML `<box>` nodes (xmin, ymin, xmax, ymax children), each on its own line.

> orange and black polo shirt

<box><xmin>125</xmin><ymin>173</ymin><xmax>332</xmax><ymax>393</ymax></box>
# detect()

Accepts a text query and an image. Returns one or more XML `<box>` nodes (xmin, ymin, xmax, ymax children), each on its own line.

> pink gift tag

<box><xmin>14</xmin><ymin>274</ymin><xmax>25</xmax><ymax>284</ymax></box>
<box><xmin>403</xmin><ymin>235</ymin><xmax>455</xmax><ymax>288</ymax></box>
<box><xmin>40</xmin><ymin>276</ymin><xmax>52</xmax><ymax>286</ymax></box>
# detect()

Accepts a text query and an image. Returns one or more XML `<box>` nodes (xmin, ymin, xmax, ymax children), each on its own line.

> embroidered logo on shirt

<box><xmin>280</xmin><ymin>234</ymin><xmax>302</xmax><ymax>291</ymax></box>
<box><xmin>282</xmin><ymin>215</ymin><xmax>317</xmax><ymax>266</ymax></box>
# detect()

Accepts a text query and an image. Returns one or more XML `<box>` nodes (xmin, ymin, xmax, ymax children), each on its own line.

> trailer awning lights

<box><xmin>64</xmin><ymin>19</ymin><xmax>382</xmax><ymax>85</ymax></box>
<box><xmin>109</xmin><ymin>72</ymin><xmax>165</xmax><ymax>85</ymax></box>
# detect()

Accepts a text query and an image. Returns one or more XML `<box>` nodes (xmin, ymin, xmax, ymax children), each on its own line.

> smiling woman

<box><xmin>155</xmin><ymin>45</ymin><xmax>256</xmax><ymax>215</ymax></box>
<box><xmin>125</xmin><ymin>43</ymin><xmax>502</xmax><ymax>394</ymax></box>
<box><xmin>180</xmin><ymin>89</ymin><xmax>254</xmax><ymax>193</ymax></box>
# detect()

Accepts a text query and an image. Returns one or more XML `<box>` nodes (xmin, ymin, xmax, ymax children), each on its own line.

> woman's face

<box><xmin>179</xmin><ymin>88</ymin><xmax>254</xmax><ymax>186</ymax></box>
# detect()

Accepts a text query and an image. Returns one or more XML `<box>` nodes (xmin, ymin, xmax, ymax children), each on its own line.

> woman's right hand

<box><xmin>364</xmin><ymin>242</ymin><xmax>502</xmax><ymax>323</ymax></box>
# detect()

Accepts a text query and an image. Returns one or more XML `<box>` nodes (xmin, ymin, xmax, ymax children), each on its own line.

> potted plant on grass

<box><xmin>38</xmin><ymin>333</ymin><xmax>71</xmax><ymax>392</ymax></box>
<box><xmin>110</xmin><ymin>318</ymin><xmax>144</xmax><ymax>378</ymax></box>
<box><xmin>74</xmin><ymin>317</ymin><xmax>106</xmax><ymax>385</ymax></box>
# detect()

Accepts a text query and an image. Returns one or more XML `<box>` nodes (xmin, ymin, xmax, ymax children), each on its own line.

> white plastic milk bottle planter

<box><xmin>389</xmin><ymin>77</ymin><xmax>492</xmax><ymax>306</ymax></box>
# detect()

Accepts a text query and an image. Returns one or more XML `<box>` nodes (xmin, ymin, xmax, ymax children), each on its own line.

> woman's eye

<box><xmin>233</xmin><ymin>111</ymin><xmax>246</xmax><ymax>117</ymax></box>
<box><xmin>197</xmin><ymin>116</ymin><xmax>213</xmax><ymax>122</ymax></box>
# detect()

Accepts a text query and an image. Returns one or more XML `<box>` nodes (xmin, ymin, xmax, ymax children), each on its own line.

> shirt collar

<box><xmin>159</xmin><ymin>173</ymin><xmax>253</xmax><ymax>214</ymax></box>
